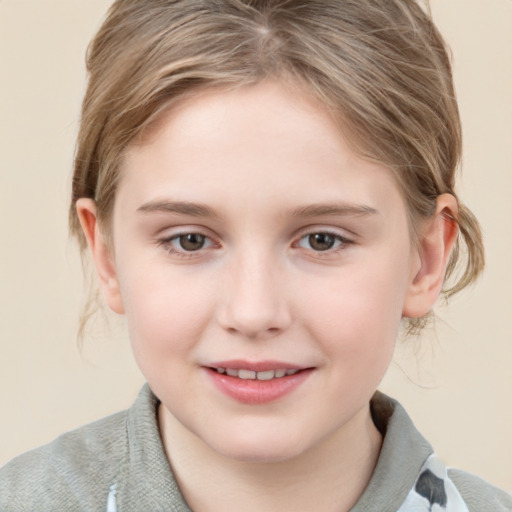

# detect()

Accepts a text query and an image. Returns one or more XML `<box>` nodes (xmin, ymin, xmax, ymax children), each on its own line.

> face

<box><xmin>101</xmin><ymin>81</ymin><xmax>423</xmax><ymax>462</ymax></box>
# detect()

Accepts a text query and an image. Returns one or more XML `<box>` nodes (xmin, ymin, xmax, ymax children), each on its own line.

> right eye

<box><xmin>158</xmin><ymin>232</ymin><xmax>215</xmax><ymax>257</ymax></box>
<box><xmin>173</xmin><ymin>233</ymin><xmax>210</xmax><ymax>251</ymax></box>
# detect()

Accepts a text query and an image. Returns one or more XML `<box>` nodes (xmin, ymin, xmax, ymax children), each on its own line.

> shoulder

<box><xmin>448</xmin><ymin>468</ymin><xmax>512</xmax><ymax>512</ymax></box>
<box><xmin>364</xmin><ymin>393</ymin><xmax>512</xmax><ymax>512</ymax></box>
<box><xmin>0</xmin><ymin>409</ymin><xmax>128</xmax><ymax>511</ymax></box>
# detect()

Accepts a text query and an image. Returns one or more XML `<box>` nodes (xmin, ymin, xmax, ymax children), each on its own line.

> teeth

<box><xmin>238</xmin><ymin>369</ymin><xmax>256</xmax><ymax>380</ymax></box>
<box><xmin>256</xmin><ymin>370</ymin><xmax>275</xmax><ymax>381</ymax></box>
<box><xmin>215</xmin><ymin>367</ymin><xmax>301</xmax><ymax>380</ymax></box>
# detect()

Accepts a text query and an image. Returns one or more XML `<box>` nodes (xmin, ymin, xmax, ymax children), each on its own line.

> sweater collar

<box><xmin>116</xmin><ymin>385</ymin><xmax>440</xmax><ymax>512</ymax></box>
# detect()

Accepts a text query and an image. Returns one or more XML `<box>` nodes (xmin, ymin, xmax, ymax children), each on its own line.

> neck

<box><xmin>159</xmin><ymin>403</ymin><xmax>382</xmax><ymax>512</ymax></box>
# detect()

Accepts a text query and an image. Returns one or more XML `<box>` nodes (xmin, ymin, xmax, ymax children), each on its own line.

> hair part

<box><xmin>70</xmin><ymin>0</ymin><xmax>484</xmax><ymax>337</ymax></box>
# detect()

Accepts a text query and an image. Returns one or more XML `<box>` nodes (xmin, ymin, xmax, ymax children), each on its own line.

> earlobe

<box><xmin>402</xmin><ymin>194</ymin><xmax>459</xmax><ymax>318</ymax></box>
<box><xmin>76</xmin><ymin>198</ymin><xmax>125</xmax><ymax>315</ymax></box>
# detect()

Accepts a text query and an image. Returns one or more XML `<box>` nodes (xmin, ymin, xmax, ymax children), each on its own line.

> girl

<box><xmin>1</xmin><ymin>1</ymin><xmax>510</xmax><ymax>510</ymax></box>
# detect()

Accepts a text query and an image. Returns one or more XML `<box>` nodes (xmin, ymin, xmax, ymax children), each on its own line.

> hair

<box><xmin>70</xmin><ymin>0</ymin><xmax>484</xmax><ymax>336</ymax></box>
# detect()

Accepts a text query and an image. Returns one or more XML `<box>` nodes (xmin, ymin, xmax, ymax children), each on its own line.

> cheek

<box><xmin>116</xmin><ymin>260</ymin><xmax>215</xmax><ymax>366</ymax></box>
<box><xmin>295</xmin><ymin>255</ymin><xmax>408</xmax><ymax>361</ymax></box>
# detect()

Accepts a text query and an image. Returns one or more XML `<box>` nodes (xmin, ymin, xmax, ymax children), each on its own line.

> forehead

<box><xmin>118</xmin><ymin>81</ymin><xmax>407</xmax><ymax>222</ymax></box>
<box><xmin>132</xmin><ymin>80</ymin><xmax>348</xmax><ymax>163</ymax></box>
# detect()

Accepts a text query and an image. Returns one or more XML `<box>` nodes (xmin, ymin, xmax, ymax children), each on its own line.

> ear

<box><xmin>76</xmin><ymin>198</ymin><xmax>125</xmax><ymax>315</ymax></box>
<box><xmin>402</xmin><ymin>194</ymin><xmax>459</xmax><ymax>318</ymax></box>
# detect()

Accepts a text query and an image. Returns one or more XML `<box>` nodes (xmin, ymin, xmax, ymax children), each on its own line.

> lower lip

<box><xmin>204</xmin><ymin>368</ymin><xmax>313</xmax><ymax>405</ymax></box>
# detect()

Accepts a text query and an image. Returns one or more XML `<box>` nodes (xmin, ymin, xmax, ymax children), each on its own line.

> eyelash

<box><xmin>156</xmin><ymin>229</ymin><xmax>353</xmax><ymax>259</ymax></box>
<box><xmin>157</xmin><ymin>232</ymin><xmax>216</xmax><ymax>258</ymax></box>
<box><xmin>294</xmin><ymin>231</ymin><xmax>352</xmax><ymax>255</ymax></box>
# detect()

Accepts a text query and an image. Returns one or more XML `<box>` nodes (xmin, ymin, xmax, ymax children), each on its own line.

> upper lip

<box><xmin>205</xmin><ymin>360</ymin><xmax>309</xmax><ymax>372</ymax></box>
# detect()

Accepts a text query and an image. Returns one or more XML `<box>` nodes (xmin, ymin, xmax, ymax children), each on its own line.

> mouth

<box><xmin>204</xmin><ymin>361</ymin><xmax>313</xmax><ymax>404</ymax></box>
<box><xmin>210</xmin><ymin>367</ymin><xmax>302</xmax><ymax>381</ymax></box>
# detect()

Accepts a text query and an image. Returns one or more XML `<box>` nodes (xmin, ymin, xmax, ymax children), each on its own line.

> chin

<box><xmin>219</xmin><ymin>446</ymin><xmax>304</xmax><ymax>464</ymax></box>
<box><xmin>207</xmin><ymin>428</ymin><xmax>311</xmax><ymax>464</ymax></box>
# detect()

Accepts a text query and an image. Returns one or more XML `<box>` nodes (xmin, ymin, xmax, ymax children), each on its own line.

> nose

<box><xmin>217</xmin><ymin>251</ymin><xmax>292</xmax><ymax>340</ymax></box>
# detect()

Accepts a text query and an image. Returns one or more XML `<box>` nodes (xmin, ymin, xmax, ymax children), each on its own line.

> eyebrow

<box><xmin>137</xmin><ymin>200</ymin><xmax>219</xmax><ymax>218</ymax></box>
<box><xmin>136</xmin><ymin>200</ymin><xmax>379</xmax><ymax>219</ymax></box>
<box><xmin>290</xmin><ymin>203</ymin><xmax>379</xmax><ymax>218</ymax></box>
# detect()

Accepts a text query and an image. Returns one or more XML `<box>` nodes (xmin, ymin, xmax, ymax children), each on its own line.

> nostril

<box><xmin>216</xmin><ymin>289</ymin><xmax>292</xmax><ymax>338</ymax></box>
<box><xmin>224</xmin><ymin>324</ymin><xmax>284</xmax><ymax>339</ymax></box>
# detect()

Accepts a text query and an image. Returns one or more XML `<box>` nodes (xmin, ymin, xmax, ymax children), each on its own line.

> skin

<box><xmin>77</xmin><ymin>81</ymin><xmax>458</xmax><ymax>512</ymax></box>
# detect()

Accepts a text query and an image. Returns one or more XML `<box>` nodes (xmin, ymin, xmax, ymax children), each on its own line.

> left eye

<box><xmin>297</xmin><ymin>232</ymin><xmax>346</xmax><ymax>252</ymax></box>
<box><xmin>169</xmin><ymin>233</ymin><xmax>213</xmax><ymax>252</ymax></box>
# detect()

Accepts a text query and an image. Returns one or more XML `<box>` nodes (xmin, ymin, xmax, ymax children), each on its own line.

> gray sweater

<box><xmin>1</xmin><ymin>384</ymin><xmax>510</xmax><ymax>511</ymax></box>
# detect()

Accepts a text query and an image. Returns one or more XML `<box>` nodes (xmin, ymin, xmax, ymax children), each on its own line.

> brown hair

<box><xmin>70</xmin><ymin>0</ymin><xmax>484</xmax><ymax>334</ymax></box>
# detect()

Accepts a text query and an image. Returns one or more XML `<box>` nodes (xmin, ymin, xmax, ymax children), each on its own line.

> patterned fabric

<box><xmin>105</xmin><ymin>453</ymin><xmax>470</xmax><ymax>512</ymax></box>
<box><xmin>398</xmin><ymin>454</ymin><xmax>469</xmax><ymax>512</ymax></box>
<box><xmin>107</xmin><ymin>483</ymin><xmax>118</xmax><ymax>512</ymax></box>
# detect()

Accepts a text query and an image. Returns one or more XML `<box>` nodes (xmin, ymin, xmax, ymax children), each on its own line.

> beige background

<box><xmin>1</xmin><ymin>0</ymin><xmax>511</xmax><ymax>491</ymax></box>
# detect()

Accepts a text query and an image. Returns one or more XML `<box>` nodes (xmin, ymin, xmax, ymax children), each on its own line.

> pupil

<box><xmin>180</xmin><ymin>234</ymin><xmax>205</xmax><ymax>251</ymax></box>
<box><xmin>309</xmin><ymin>233</ymin><xmax>334</xmax><ymax>251</ymax></box>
